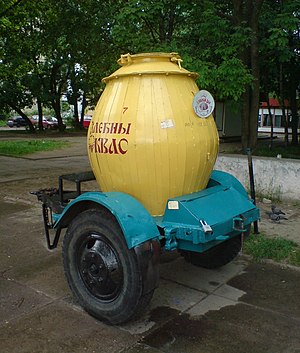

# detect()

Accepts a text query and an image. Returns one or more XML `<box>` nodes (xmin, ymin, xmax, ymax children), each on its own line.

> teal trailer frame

<box><xmin>52</xmin><ymin>191</ymin><xmax>160</xmax><ymax>249</ymax></box>
<box><xmin>36</xmin><ymin>170</ymin><xmax>259</xmax><ymax>252</ymax></box>
<box><xmin>155</xmin><ymin>170</ymin><xmax>259</xmax><ymax>253</ymax></box>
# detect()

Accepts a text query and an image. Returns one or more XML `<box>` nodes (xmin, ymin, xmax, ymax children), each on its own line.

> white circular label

<box><xmin>192</xmin><ymin>90</ymin><xmax>215</xmax><ymax>118</ymax></box>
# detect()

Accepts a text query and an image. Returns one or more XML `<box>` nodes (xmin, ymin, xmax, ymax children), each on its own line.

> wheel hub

<box><xmin>78</xmin><ymin>234</ymin><xmax>123</xmax><ymax>301</ymax></box>
<box><xmin>85</xmin><ymin>252</ymin><xmax>106</xmax><ymax>278</ymax></box>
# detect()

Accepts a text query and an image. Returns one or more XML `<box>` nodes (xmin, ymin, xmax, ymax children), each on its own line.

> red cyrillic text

<box><xmin>90</xmin><ymin>121</ymin><xmax>131</xmax><ymax>135</ymax></box>
<box><xmin>89</xmin><ymin>137</ymin><xmax>128</xmax><ymax>155</ymax></box>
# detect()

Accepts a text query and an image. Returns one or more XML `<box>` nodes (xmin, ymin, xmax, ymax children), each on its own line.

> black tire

<box><xmin>63</xmin><ymin>208</ymin><xmax>154</xmax><ymax>324</ymax></box>
<box><xmin>182</xmin><ymin>228</ymin><xmax>250</xmax><ymax>269</ymax></box>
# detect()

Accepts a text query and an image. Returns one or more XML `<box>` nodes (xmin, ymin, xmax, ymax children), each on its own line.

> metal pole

<box><xmin>246</xmin><ymin>148</ymin><xmax>259</xmax><ymax>234</ymax></box>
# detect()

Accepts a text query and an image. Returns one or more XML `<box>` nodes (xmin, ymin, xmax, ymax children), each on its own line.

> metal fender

<box><xmin>53</xmin><ymin>191</ymin><xmax>160</xmax><ymax>249</ymax></box>
<box><xmin>208</xmin><ymin>170</ymin><xmax>248</xmax><ymax>197</ymax></box>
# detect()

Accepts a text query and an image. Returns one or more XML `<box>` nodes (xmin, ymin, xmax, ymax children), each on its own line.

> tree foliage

<box><xmin>0</xmin><ymin>0</ymin><xmax>299</xmax><ymax>146</ymax></box>
<box><xmin>259</xmin><ymin>0</ymin><xmax>300</xmax><ymax>145</ymax></box>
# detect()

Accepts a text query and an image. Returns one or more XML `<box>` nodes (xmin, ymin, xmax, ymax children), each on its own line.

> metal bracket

<box><xmin>164</xmin><ymin>227</ymin><xmax>178</xmax><ymax>251</ymax></box>
<box><xmin>233</xmin><ymin>215</ymin><xmax>247</xmax><ymax>232</ymax></box>
<box><xmin>200</xmin><ymin>220</ymin><xmax>213</xmax><ymax>235</ymax></box>
<box><xmin>42</xmin><ymin>203</ymin><xmax>61</xmax><ymax>250</ymax></box>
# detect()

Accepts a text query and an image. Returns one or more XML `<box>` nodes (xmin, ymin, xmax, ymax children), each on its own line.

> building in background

<box><xmin>214</xmin><ymin>101</ymin><xmax>242</xmax><ymax>139</ymax></box>
<box><xmin>258</xmin><ymin>98</ymin><xmax>296</xmax><ymax>134</ymax></box>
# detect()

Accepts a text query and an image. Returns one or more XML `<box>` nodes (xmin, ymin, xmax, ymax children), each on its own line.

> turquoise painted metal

<box><xmin>52</xmin><ymin>191</ymin><xmax>160</xmax><ymax>249</ymax></box>
<box><xmin>51</xmin><ymin>170</ymin><xmax>259</xmax><ymax>252</ymax></box>
<box><xmin>156</xmin><ymin>170</ymin><xmax>259</xmax><ymax>252</ymax></box>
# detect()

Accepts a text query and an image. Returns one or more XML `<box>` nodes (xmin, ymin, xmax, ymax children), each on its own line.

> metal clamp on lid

<box><xmin>200</xmin><ymin>220</ymin><xmax>213</xmax><ymax>234</ymax></box>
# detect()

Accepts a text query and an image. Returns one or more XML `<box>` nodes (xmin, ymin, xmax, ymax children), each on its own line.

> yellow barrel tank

<box><xmin>88</xmin><ymin>52</ymin><xmax>219</xmax><ymax>215</ymax></box>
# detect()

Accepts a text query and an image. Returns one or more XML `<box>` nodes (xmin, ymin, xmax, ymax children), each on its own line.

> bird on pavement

<box><xmin>266</xmin><ymin>209</ymin><xmax>288</xmax><ymax>223</ymax></box>
<box><xmin>266</xmin><ymin>212</ymin><xmax>280</xmax><ymax>223</ymax></box>
<box><xmin>271</xmin><ymin>205</ymin><xmax>286</xmax><ymax>215</ymax></box>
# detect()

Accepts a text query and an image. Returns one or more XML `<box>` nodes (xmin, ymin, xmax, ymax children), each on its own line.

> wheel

<box><xmin>181</xmin><ymin>227</ymin><xmax>250</xmax><ymax>269</ymax></box>
<box><xmin>63</xmin><ymin>208</ymin><xmax>156</xmax><ymax>324</ymax></box>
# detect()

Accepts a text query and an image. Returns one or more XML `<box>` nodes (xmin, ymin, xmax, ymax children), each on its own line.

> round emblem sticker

<box><xmin>192</xmin><ymin>90</ymin><xmax>215</xmax><ymax>118</ymax></box>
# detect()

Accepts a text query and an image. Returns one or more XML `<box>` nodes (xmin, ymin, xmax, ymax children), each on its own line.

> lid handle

<box><xmin>170</xmin><ymin>55</ymin><xmax>183</xmax><ymax>69</ymax></box>
<box><xmin>118</xmin><ymin>53</ymin><xmax>132</xmax><ymax>65</ymax></box>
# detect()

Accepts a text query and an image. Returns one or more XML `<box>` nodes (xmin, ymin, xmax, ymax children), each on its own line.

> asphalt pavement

<box><xmin>0</xmin><ymin>135</ymin><xmax>300</xmax><ymax>353</ymax></box>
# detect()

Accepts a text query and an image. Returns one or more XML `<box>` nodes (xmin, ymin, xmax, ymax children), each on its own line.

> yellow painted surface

<box><xmin>88</xmin><ymin>53</ymin><xmax>219</xmax><ymax>215</ymax></box>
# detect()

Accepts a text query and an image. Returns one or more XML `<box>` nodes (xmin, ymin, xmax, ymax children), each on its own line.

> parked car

<box><xmin>83</xmin><ymin>115</ymin><xmax>92</xmax><ymax>129</ymax></box>
<box><xmin>45</xmin><ymin>117</ymin><xmax>59</xmax><ymax>129</ymax></box>
<box><xmin>7</xmin><ymin>116</ymin><xmax>28</xmax><ymax>128</ymax></box>
<box><xmin>30</xmin><ymin>116</ymin><xmax>59</xmax><ymax>129</ymax></box>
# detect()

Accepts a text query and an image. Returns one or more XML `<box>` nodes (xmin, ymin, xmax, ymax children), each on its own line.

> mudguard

<box><xmin>52</xmin><ymin>191</ymin><xmax>160</xmax><ymax>249</ymax></box>
<box><xmin>208</xmin><ymin>170</ymin><xmax>249</xmax><ymax>197</ymax></box>
<box><xmin>134</xmin><ymin>238</ymin><xmax>161</xmax><ymax>294</ymax></box>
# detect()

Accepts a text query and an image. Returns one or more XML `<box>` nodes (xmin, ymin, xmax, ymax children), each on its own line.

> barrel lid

<box><xmin>117</xmin><ymin>52</ymin><xmax>181</xmax><ymax>65</ymax></box>
<box><xmin>102</xmin><ymin>52</ymin><xmax>199</xmax><ymax>83</ymax></box>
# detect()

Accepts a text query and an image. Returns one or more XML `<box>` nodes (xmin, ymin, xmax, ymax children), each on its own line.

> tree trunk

<box><xmin>51</xmin><ymin>96</ymin><xmax>65</xmax><ymax>132</ymax></box>
<box><xmin>37</xmin><ymin>97</ymin><xmax>44</xmax><ymax>131</ymax></box>
<box><xmin>50</xmin><ymin>64</ymin><xmax>65</xmax><ymax>132</ymax></box>
<box><xmin>281</xmin><ymin>103</ymin><xmax>288</xmax><ymax>147</ymax></box>
<box><xmin>73</xmin><ymin>99</ymin><xmax>79</xmax><ymax>125</ymax></box>
<box><xmin>267</xmin><ymin>98</ymin><xmax>274</xmax><ymax>149</ymax></box>
<box><xmin>233</xmin><ymin>0</ymin><xmax>264</xmax><ymax>151</ymax></box>
<box><xmin>248</xmin><ymin>6</ymin><xmax>260</xmax><ymax>149</ymax></box>
<box><xmin>290</xmin><ymin>79</ymin><xmax>299</xmax><ymax>146</ymax></box>
<box><xmin>241</xmin><ymin>87</ymin><xmax>250</xmax><ymax>150</ymax></box>
<box><xmin>9</xmin><ymin>104</ymin><xmax>35</xmax><ymax>133</ymax></box>
<box><xmin>279</xmin><ymin>63</ymin><xmax>289</xmax><ymax>146</ymax></box>
<box><xmin>80</xmin><ymin>92</ymin><xmax>87</xmax><ymax>127</ymax></box>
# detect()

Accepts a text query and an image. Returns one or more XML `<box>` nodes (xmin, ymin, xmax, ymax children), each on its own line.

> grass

<box><xmin>220</xmin><ymin>144</ymin><xmax>300</xmax><ymax>160</ymax></box>
<box><xmin>255</xmin><ymin>189</ymin><xmax>282</xmax><ymax>204</ymax></box>
<box><xmin>254</xmin><ymin>145</ymin><xmax>300</xmax><ymax>159</ymax></box>
<box><xmin>0</xmin><ymin>139</ymin><xmax>69</xmax><ymax>156</ymax></box>
<box><xmin>244</xmin><ymin>233</ymin><xmax>300</xmax><ymax>266</ymax></box>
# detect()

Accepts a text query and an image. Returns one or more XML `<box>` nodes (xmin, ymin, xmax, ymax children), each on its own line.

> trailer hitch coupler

<box><xmin>233</xmin><ymin>216</ymin><xmax>247</xmax><ymax>232</ymax></box>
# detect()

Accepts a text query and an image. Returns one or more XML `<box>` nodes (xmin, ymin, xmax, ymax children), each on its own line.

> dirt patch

<box><xmin>257</xmin><ymin>200</ymin><xmax>300</xmax><ymax>245</ymax></box>
<box><xmin>0</xmin><ymin>200</ymin><xmax>32</xmax><ymax>216</ymax></box>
